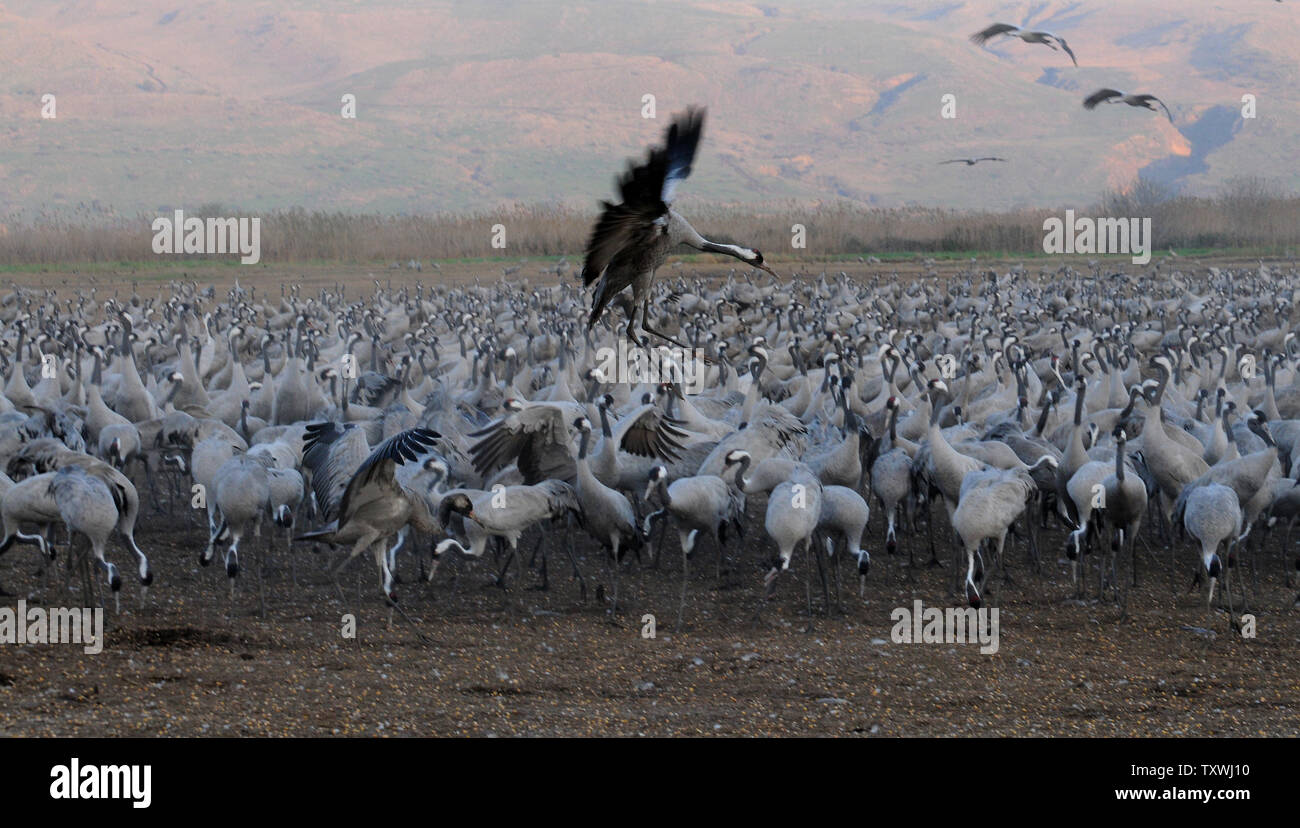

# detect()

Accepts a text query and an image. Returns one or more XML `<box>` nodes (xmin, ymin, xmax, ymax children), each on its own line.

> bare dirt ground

<box><xmin>1</xmin><ymin>258</ymin><xmax>1298</xmax><ymax>738</ymax></box>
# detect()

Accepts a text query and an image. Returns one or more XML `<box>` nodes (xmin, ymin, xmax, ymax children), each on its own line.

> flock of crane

<box><xmin>0</xmin><ymin>254</ymin><xmax>1297</xmax><ymax>632</ymax></box>
<box><xmin>969</xmin><ymin>21</ymin><xmax>1176</xmax><ymax>136</ymax></box>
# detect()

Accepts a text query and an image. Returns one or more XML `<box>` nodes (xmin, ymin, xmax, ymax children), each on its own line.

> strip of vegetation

<box><xmin>1</xmin><ymin>178</ymin><xmax>1294</xmax><ymax>267</ymax></box>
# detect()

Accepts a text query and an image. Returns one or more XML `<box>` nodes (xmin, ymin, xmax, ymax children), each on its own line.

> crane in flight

<box><xmin>1083</xmin><ymin>89</ymin><xmax>1174</xmax><ymax>124</ymax></box>
<box><xmin>971</xmin><ymin>23</ymin><xmax>1078</xmax><ymax>66</ymax></box>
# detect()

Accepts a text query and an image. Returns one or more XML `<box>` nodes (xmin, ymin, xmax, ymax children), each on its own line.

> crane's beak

<box><xmin>755</xmin><ymin>262</ymin><xmax>779</xmax><ymax>279</ymax></box>
<box><xmin>467</xmin><ymin>510</ymin><xmax>483</xmax><ymax>526</ymax></box>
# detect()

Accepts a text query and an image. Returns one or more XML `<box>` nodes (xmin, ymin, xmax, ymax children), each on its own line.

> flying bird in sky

<box><xmin>940</xmin><ymin>157</ymin><xmax>1007</xmax><ymax>166</ymax></box>
<box><xmin>1083</xmin><ymin>88</ymin><xmax>1174</xmax><ymax>123</ymax></box>
<box><xmin>970</xmin><ymin>23</ymin><xmax>1078</xmax><ymax>66</ymax></box>
<box><xmin>581</xmin><ymin>106</ymin><xmax>775</xmax><ymax>347</ymax></box>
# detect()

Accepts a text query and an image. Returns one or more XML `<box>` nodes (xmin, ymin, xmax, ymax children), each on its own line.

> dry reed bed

<box><xmin>3</xmin><ymin>185</ymin><xmax>1299</xmax><ymax>266</ymax></box>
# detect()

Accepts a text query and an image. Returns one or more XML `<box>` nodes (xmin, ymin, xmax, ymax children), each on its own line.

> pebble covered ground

<box><xmin>1</xmin><ymin>496</ymin><xmax>1296</xmax><ymax>738</ymax></box>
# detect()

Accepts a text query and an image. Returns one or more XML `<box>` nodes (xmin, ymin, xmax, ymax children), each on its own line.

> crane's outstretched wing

<box><xmin>336</xmin><ymin>427</ymin><xmax>442</xmax><ymax>525</ymax></box>
<box><xmin>468</xmin><ymin>403</ymin><xmax>576</xmax><ymax>484</ymax></box>
<box><xmin>656</xmin><ymin>106</ymin><xmax>705</xmax><ymax>205</ymax></box>
<box><xmin>303</xmin><ymin>421</ymin><xmax>369</xmax><ymax>520</ymax></box>
<box><xmin>581</xmin><ymin>201</ymin><xmax>663</xmax><ymax>292</ymax></box>
<box><xmin>614</xmin><ymin>404</ymin><xmax>690</xmax><ymax>461</ymax></box>
<box><xmin>970</xmin><ymin>23</ymin><xmax>1019</xmax><ymax>45</ymax></box>
<box><xmin>352</xmin><ymin>370</ymin><xmax>402</xmax><ymax>407</ymax></box>
<box><xmin>1052</xmin><ymin>35</ymin><xmax>1078</xmax><ymax>66</ymax></box>
<box><xmin>1083</xmin><ymin>88</ymin><xmax>1123</xmax><ymax>110</ymax></box>
<box><xmin>1138</xmin><ymin>94</ymin><xmax>1174</xmax><ymax>123</ymax></box>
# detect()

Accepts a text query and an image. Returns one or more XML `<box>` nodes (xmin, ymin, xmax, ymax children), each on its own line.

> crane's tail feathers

<box><xmin>587</xmin><ymin>282</ymin><xmax>611</xmax><ymax>331</ymax></box>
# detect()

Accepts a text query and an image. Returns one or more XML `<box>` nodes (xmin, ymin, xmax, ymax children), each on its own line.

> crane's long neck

<box><xmin>673</xmin><ymin>212</ymin><xmax>757</xmax><ymax>262</ymax></box>
<box><xmin>655</xmin><ymin>476</ymin><xmax>672</xmax><ymax>509</ymax></box>
<box><xmin>1115</xmin><ymin>440</ymin><xmax>1126</xmax><ymax>483</ymax></box>
<box><xmin>698</xmin><ymin>240</ymin><xmax>757</xmax><ymax>261</ymax></box>
<box><xmin>1033</xmin><ymin>397</ymin><xmax>1053</xmax><ymax>437</ymax></box>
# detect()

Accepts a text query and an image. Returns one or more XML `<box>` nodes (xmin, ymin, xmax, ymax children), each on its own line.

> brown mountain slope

<box><xmin>0</xmin><ymin>0</ymin><xmax>1296</xmax><ymax>214</ymax></box>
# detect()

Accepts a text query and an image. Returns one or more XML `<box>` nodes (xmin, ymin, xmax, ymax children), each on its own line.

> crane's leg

<box><xmin>816</xmin><ymin>535</ymin><xmax>832</xmax><ymax>616</ymax></box>
<box><xmin>225</xmin><ymin>533</ymin><xmax>241</xmax><ymax>619</ymax></box>
<box><xmin>713</xmin><ymin>522</ymin><xmax>724</xmax><ymax>583</ymax></box>
<box><xmin>1167</xmin><ymin>498</ymin><xmax>1178</xmax><ymax>596</ymax></box>
<box><xmin>985</xmin><ymin>533</ymin><xmax>1007</xmax><ymax>607</ymax></box>
<box><xmin>201</xmin><ymin>515</ymin><xmax>225</xmax><ymax>568</ymax></box>
<box><xmin>1117</xmin><ymin>528</ymin><xmax>1132</xmax><ymax>618</ymax></box>
<box><xmin>676</xmin><ymin>532</ymin><xmax>690</xmax><ymax>630</ymax></box>
<box><xmin>608</xmin><ymin>538</ymin><xmax>622</xmax><ymax>617</ymax></box>
<box><xmin>1284</xmin><ymin>519</ymin><xmax>1296</xmax><ymax>588</ymax></box>
<box><xmin>1024</xmin><ymin>507</ymin><xmax>1040</xmax><ymax>572</ymax></box>
<box><xmin>1223</xmin><ymin>560</ymin><xmax>1240</xmax><ymax>634</ymax></box>
<box><xmin>386</xmin><ymin>527</ymin><xmax>407</xmax><ymax>585</ymax></box>
<box><xmin>564</xmin><ymin>516</ymin><xmax>586</xmax><ymax>602</ymax></box>
<box><xmin>896</xmin><ymin>511</ymin><xmax>917</xmax><ymax>585</ymax></box>
<box><xmin>924</xmin><ymin>498</ymin><xmax>942</xmax><ymax>570</ymax></box>
<box><xmin>371</xmin><ymin>539</ymin><xmax>430</xmax><ymax>642</ymax></box>
<box><xmin>831</xmin><ymin>540</ymin><xmax>844</xmax><ymax>615</ymax></box>
<box><xmin>638</xmin><ymin>294</ymin><xmax>705</xmax><ymax>355</ymax></box>
<box><xmin>526</xmin><ymin>530</ymin><xmax>549</xmax><ymax>591</ymax></box>
<box><xmin>371</xmin><ymin>540</ymin><xmax>396</xmax><ymax>612</ymax></box>
<box><xmin>256</xmin><ymin>538</ymin><xmax>267</xmax><ymax>620</ymax></box>
<box><xmin>288</xmin><ymin>528</ymin><xmax>298</xmax><ymax>587</ymax></box>
<box><xmin>648</xmin><ymin>515</ymin><xmax>668</xmax><ymax>570</ymax></box>
<box><xmin>804</xmin><ymin>539</ymin><xmax>814</xmax><ymax>618</ymax></box>
<box><xmin>332</xmin><ymin>529</ymin><xmax>381</xmax><ymax>581</ymax></box>
<box><xmin>964</xmin><ymin>544</ymin><xmax>980</xmax><ymax>608</ymax></box>
<box><xmin>489</xmin><ymin>536</ymin><xmax>515</xmax><ymax>590</ymax></box>
<box><xmin>77</xmin><ymin>544</ymin><xmax>94</xmax><ymax>608</ymax></box>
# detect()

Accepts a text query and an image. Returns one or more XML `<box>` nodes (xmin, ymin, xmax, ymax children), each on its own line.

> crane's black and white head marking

<box><xmin>438</xmin><ymin>493</ymin><xmax>478</xmax><ymax>527</ymax></box>
<box><xmin>724</xmin><ymin>449</ymin><xmax>751</xmax><ymax>466</ymax></box>
<box><xmin>1151</xmin><ymin>354</ymin><xmax>1175</xmax><ymax>375</ymax></box>
<box><xmin>574</xmin><ymin>417</ymin><xmax>592</xmax><ymax>433</ymax></box>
